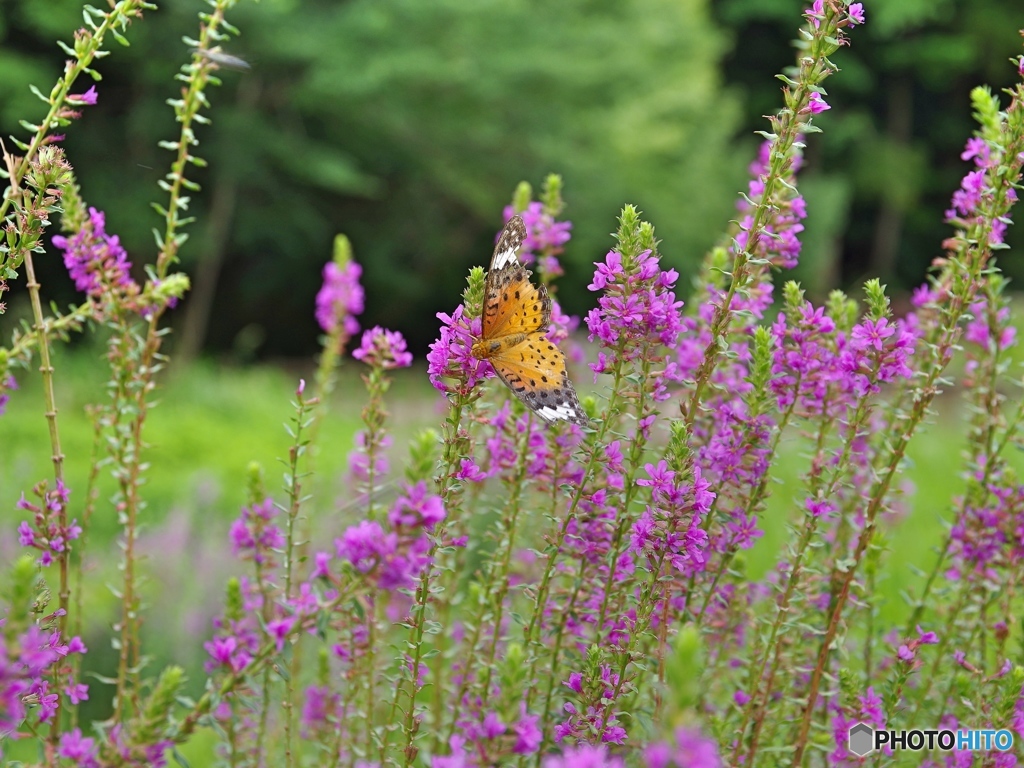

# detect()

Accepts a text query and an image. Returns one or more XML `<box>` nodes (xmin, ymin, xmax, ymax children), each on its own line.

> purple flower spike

<box><xmin>315</xmin><ymin>259</ymin><xmax>364</xmax><ymax>338</ymax></box>
<box><xmin>427</xmin><ymin>305</ymin><xmax>492</xmax><ymax>393</ymax></box>
<box><xmin>52</xmin><ymin>207</ymin><xmax>136</xmax><ymax>298</ymax></box>
<box><xmin>58</xmin><ymin>728</ymin><xmax>99</xmax><ymax>767</ymax></box>
<box><xmin>543</xmin><ymin>744</ymin><xmax>624</xmax><ymax>768</ymax></box>
<box><xmin>353</xmin><ymin>326</ymin><xmax>414</xmax><ymax>369</ymax></box>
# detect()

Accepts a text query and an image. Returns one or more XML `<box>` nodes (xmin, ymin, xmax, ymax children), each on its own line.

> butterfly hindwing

<box><xmin>490</xmin><ymin>332</ymin><xmax>588</xmax><ymax>425</ymax></box>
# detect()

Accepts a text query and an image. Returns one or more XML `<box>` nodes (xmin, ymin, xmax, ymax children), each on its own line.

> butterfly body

<box><xmin>471</xmin><ymin>333</ymin><xmax>527</xmax><ymax>359</ymax></box>
<box><xmin>471</xmin><ymin>215</ymin><xmax>589</xmax><ymax>426</ymax></box>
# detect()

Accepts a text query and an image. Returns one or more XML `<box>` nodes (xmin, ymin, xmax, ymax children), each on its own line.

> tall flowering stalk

<box><xmin>682</xmin><ymin>0</ymin><xmax>864</xmax><ymax>429</ymax></box>
<box><xmin>349</xmin><ymin>326</ymin><xmax>412</xmax><ymax>513</ymax></box>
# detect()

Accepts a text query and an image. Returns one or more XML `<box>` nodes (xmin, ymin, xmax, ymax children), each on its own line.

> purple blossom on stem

<box><xmin>586</xmin><ymin>249</ymin><xmax>683</xmax><ymax>385</ymax></box>
<box><xmin>229</xmin><ymin>498</ymin><xmax>285</xmax><ymax>566</ymax></box>
<box><xmin>315</xmin><ymin>259</ymin><xmax>364</xmax><ymax>338</ymax></box>
<box><xmin>840</xmin><ymin>316</ymin><xmax>915</xmax><ymax>396</ymax></box>
<box><xmin>945</xmin><ymin>135</ymin><xmax>1017</xmax><ymax>245</ymax></box>
<box><xmin>388</xmin><ymin>481</ymin><xmax>446</xmax><ymax>531</ymax></box>
<box><xmin>68</xmin><ymin>86</ymin><xmax>99</xmax><ymax>106</ymax></box>
<box><xmin>16</xmin><ymin>480</ymin><xmax>78</xmax><ymax>567</ymax></box>
<box><xmin>432</xmin><ymin>735</ymin><xmax>470</xmax><ymax>768</ymax></box>
<box><xmin>348</xmin><ymin>432</ymin><xmax>391</xmax><ymax>486</ymax></box>
<box><xmin>266</xmin><ymin>616</ymin><xmax>296</xmax><ymax>652</ymax></box>
<box><xmin>771</xmin><ymin>301</ymin><xmax>840</xmax><ymax>414</ymax></box>
<box><xmin>513</xmin><ymin>710</ymin><xmax>542</xmax><ymax>754</ymax></box>
<box><xmin>301</xmin><ymin>684</ymin><xmax>339</xmax><ymax>735</ymax></box>
<box><xmin>555</xmin><ymin>665</ymin><xmax>629</xmax><ymax>745</ymax></box>
<box><xmin>734</xmin><ymin>140</ymin><xmax>807</xmax><ymax>269</ymax></box>
<box><xmin>830</xmin><ymin>687</ymin><xmax>888</xmax><ymax>763</ymax></box>
<box><xmin>58</xmin><ymin>728</ymin><xmax>99</xmax><ymax>767</ymax></box>
<box><xmin>353</xmin><ymin>326</ymin><xmax>413</xmax><ymax>369</ymax></box>
<box><xmin>335</xmin><ymin>488</ymin><xmax>439</xmax><ymax>591</ymax></box>
<box><xmin>427</xmin><ymin>305</ymin><xmax>492</xmax><ymax>393</ymax></box>
<box><xmin>644</xmin><ymin>727</ymin><xmax>721</xmax><ymax>768</ymax></box>
<box><xmin>964</xmin><ymin>298</ymin><xmax>1016</xmax><ymax>351</ymax></box>
<box><xmin>543</xmin><ymin>744</ymin><xmax>624</xmax><ymax>768</ymax></box>
<box><xmin>503</xmin><ymin>201</ymin><xmax>573</xmax><ymax>274</ymax></box>
<box><xmin>632</xmin><ymin>461</ymin><xmax>714</xmax><ymax>576</ymax></box>
<box><xmin>805</xmin><ymin>92</ymin><xmax>831</xmax><ymax>114</ymax></box>
<box><xmin>0</xmin><ymin>374</ymin><xmax>16</xmax><ymax>416</ymax></box>
<box><xmin>1</xmin><ymin>625</ymin><xmax>87</xmax><ymax>735</ymax></box>
<box><xmin>52</xmin><ymin>207</ymin><xmax>136</xmax><ymax>299</ymax></box>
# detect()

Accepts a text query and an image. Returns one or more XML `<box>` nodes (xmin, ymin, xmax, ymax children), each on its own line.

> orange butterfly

<box><xmin>470</xmin><ymin>215</ymin><xmax>589</xmax><ymax>426</ymax></box>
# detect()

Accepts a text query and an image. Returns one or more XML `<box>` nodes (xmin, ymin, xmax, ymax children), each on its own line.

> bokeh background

<box><xmin>2</xmin><ymin>0</ymin><xmax>1022</xmax><ymax>360</ymax></box>
<box><xmin>3</xmin><ymin>0</ymin><xmax>1024</xmax><ymax>748</ymax></box>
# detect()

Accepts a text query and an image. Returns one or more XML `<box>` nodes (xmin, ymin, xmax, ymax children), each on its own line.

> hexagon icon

<box><xmin>848</xmin><ymin>722</ymin><xmax>874</xmax><ymax>757</ymax></box>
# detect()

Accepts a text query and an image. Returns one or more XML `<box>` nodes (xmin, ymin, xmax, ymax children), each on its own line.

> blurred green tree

<box><xmin>716</xmin><ymin>0</ymin><xmax>1024</xmax><ymax>299</ymax></box>
<box><xmin>1</xmin><ymin>0</ymin><xmax>744</xmax><ymax>357</ymax></box>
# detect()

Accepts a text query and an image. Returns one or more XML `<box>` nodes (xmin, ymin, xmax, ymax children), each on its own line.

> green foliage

<box><xmin>0</xmin><ymin>0</ymin><xmax>743</xmax><ymax>356</ymax></box>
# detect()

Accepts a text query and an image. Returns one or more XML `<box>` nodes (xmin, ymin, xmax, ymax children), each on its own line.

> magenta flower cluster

<box><xmin>1</xmin><ymin>626</ymin><xmax>88</xmax><ymax>735</ymax></box>
<box><xmin>586</xmin><ymin>249</ymin><xmax>683</xmax><ymax>386</ymax></box>
<box><xmin>631</xmin><ymin>461</ymin><xmax>715</xmax><ymax>576</ymax></box>
<box><xmin>52</xmin><ymin>207</ymin><xmax>136</xmax><ymax>299</ymax></box>
<box><xmin>16</xmin><ymin>481</ymin><xmax>80</xmax><ymax>567</ymax></box>
<box><xmin>946</xmin><ymin>136</ymin><xmax>1018</xmax><ymax>245</ymax></box>
<box><xmin>315</xmin><ymin>259</ymin><xmax>364</xmax><ymax>339</ymax></box>
<box><xmin>331</xmin><ymin>481</ymin><xmax>445</xmax><ymax>591</ymax></box>
<box><xmin>427</xmin><ymin>305</ymin><xmax>492</xmax><ymax>394</ymax></box>
<box><xmin>503</xmin><ymin>201</ymin><xmax>573</xmax><ymax>276</ymax></box>
<box><xmin>645</xmin><ymin>728</ymin><xmax>722</xmax><ymax>768</ymax></box>
<box><xmin>352</xmin><ymin>326</ymin><xmax>413</xmax><ymax>369</ymax></box>
<box><xmin>229</xmin><ymin>498</ymin><xmax>285</xmax><ymax>566</ymax></box>
<box><xmin>556</xmin><ymin>666</ymin><xmax>628</xmax><ymax>745</ymax></box>
<box><xmin>735</xmin><ymin>140</ymin><xmax>807</xmax><ymax>268</ymax></box>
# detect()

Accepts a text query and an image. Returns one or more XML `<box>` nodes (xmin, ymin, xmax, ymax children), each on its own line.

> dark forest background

<box><xmin>2</xmin><ymin>0</ymin><xmax>1022</xmax><ymax>360</ymax></box>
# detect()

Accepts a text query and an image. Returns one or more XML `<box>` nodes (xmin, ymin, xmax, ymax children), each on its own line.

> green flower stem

<box><xmin>108</xmin><ymin>0</ymin><xmax>245</xmax><ymax>725</ymax></box>
<box><xmin>0</xmin><ymin>1</ymin><xmax>151</xmax><ymax>224</ymax></box>
<box><xmin>522</xmin><ymin>355</ymin><xmax>627</xmax><ymax>656</ymax></box>
<box><xmin>737</xmin><ymin>378</ymin><xmax>874</xmax><ymax>766</ymax></box>
<box><xmin>595</xmin><ymin>354</ymin><xmax>655</xmax><ymax>634</ymax></box>
<box><xmin>70</xmin><ymin>405</ymin><xmax>104</xmax><ymax>730</ymax></box>
<box><xmin>596</xmin><ymin>547</ymin><xmax>672</xmax><ymax>737</ymax></box>
<box><xmin>3</xmin><ymin>302</ymin><xmax>96</xmax><ymax>365</ymax></box>
<box><xmin>154</xmin><ymin>0</ymin><xmax>243</xmax><ymax>279</ymax></box>
<box><xmin>282</xmin><ymin>387</ymin><xmax>316</xmax><ymax>768</ymax></box>
<box><xmin>695</xmin><ymin>380</ymin><xmax>803</xmax><ymax>624</ymax></box>
<box><xmin>101</xmin><ymin>582</ymin><xmax>358</xmax><ymax>767</ymax></box>
<box><xmin>384</xmin><ymin>392</ymin><xmax>471</xmax><ymax>767</ymax></box>
<box><xmin>442</xmin><ymin>425</ymin><xmax>532</xmax><ymax>748</ymax></box>
<box><xmin>23</xmin><ymin>247</ymin><xmax>70</xmax><ymax>749</ymax></box>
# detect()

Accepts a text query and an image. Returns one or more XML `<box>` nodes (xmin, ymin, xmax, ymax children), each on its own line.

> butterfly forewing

<box><xmin>482</xmin><ymin>269</ymin><xmax>551</xmax><ymax>339</ymax></box>
<box><xmin>489</xmin><ymin>215</ymin><xmax>527</xmax><ymax>272</ymax></box>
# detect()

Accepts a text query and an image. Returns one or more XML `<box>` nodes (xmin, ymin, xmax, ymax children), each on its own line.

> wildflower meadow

<box><xmin>5</xmin><ymin>0</ymin><xmax>1024</xmax><ymax>766</ymax></box>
